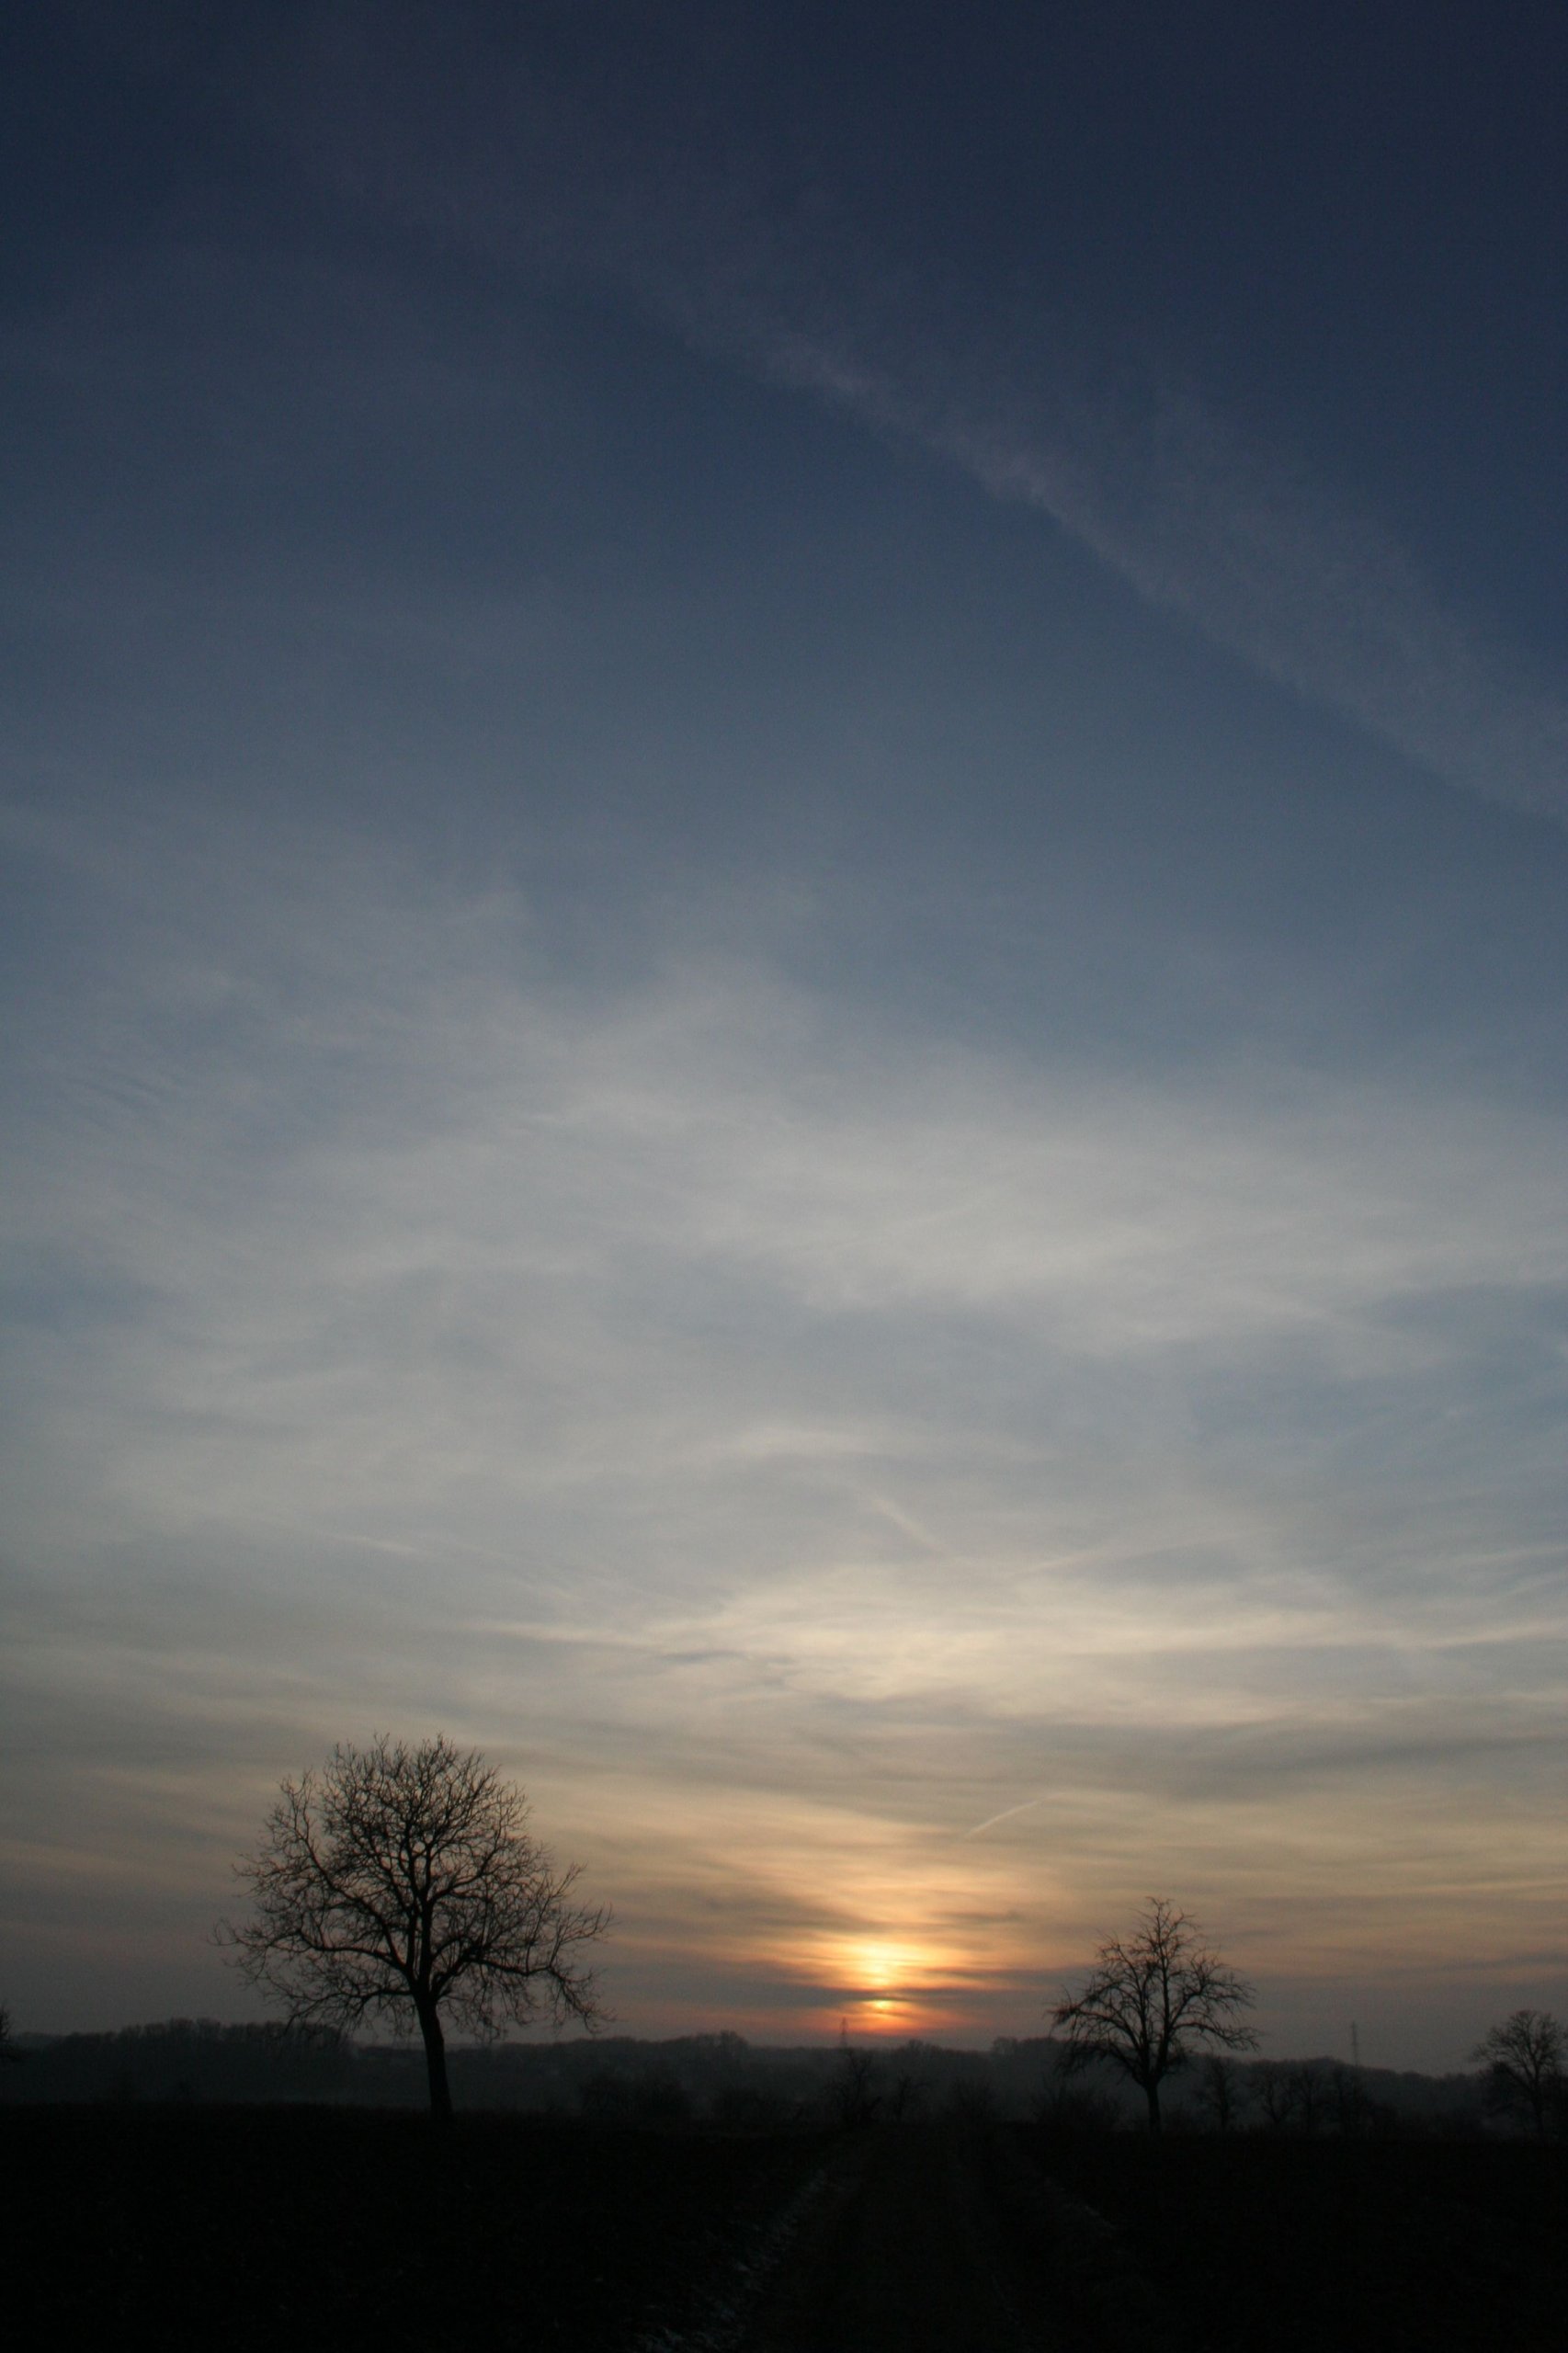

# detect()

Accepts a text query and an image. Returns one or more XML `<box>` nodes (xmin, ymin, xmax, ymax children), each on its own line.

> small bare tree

<box><xmin>830</xmin><ymin>2021</ymin><xmax>882</xmax><ymax>2127</ymax></box>
<box><xmin>1332</xmin><ymin>2062</ymin><xmax>1375</xmax><ymax>2138</ymax></box>
<box><xmin>1051</xmin><ymin>1897</ymin><xmax>1257</xmax><ymax>2133</ymax></box>
<box><xmin>1254</xmin><ymin>2059</ymin><xmax>1299</xmax><ymax>2133</ymax></box>
<box><xmin>221</xmin><ymin>1733</ymin><xmax>608</xmax><ymax>2119</ymax></box>
<box><xmin>1197</xmin><ymin>2052</ymin><xmax>1244</xmax><ymax>2132</ymax></box>
<box><xmin>1471</xmin><ymin>2008</ymin><xmax>1563</xmax><ymax>2137</ymax></box>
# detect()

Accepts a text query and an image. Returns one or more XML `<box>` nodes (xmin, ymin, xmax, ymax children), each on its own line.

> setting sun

<box><xmin>821</xmin><ymin>1937</ymin><xmax>960</xmax><ymax>2032</ymax></box>
<box><xmin>855</xmin><ymin>1940</ymin><xmax>909</xmax><ymax>1991</ymax></box>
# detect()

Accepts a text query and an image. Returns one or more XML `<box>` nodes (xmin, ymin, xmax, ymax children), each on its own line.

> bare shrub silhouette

<box><xmin>1033</xmin><ymin>2044</ymin><xmax>1120</xmax><ymax>2143</ymax></box>
<box><xmin>1254</xmin><ymin>2059</ymin><xmax>1299</xmax><ymax>2133</ymax></box>
<box><xmin>829</xmin><ymin>2023</ymin><xmax>882</xmax><ymax>2127</ymax></box>
<box><xmin>1197</xmin><ymin>2052</ymin><xmax>1245</xmax><ymax>2132</ymax></box>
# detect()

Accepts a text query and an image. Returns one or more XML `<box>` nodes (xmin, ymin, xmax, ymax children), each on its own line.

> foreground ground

<box><xmin>11</xmin><ymin>2109</ymin><xmax>1564</xmax><ymax>2349</ymax></box>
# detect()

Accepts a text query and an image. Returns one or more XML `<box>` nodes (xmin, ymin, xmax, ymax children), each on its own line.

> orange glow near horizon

<box><xmin>799</xmin><ymin>1932</ymin><xmax>976</xmax><ymax>2037</ymax></box>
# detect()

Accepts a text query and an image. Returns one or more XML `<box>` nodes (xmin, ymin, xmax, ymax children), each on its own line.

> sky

<box><xmin>2</xmin><ymin>1</ymin><xmax>1564</xmax><ymax>2072</ymax></box>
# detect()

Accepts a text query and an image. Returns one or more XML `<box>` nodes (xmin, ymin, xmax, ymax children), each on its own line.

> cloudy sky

<box><xmin>3</xmin><ymin>2</ymin><xmax>1564</xmax><ymax>2069</ymax></box>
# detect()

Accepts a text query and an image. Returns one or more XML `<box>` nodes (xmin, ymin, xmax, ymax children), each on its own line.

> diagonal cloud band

<box><xmin>277</xmin><ymin>6</ymin><xmax>1566</xmax><ymax>824</ymax></box>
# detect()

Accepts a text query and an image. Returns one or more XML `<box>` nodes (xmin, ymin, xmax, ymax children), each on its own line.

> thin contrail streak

<box><xmin>963</xmin><ymin>1794</ymin><xmax>1048</xmax><ymax>1838</ymax></box>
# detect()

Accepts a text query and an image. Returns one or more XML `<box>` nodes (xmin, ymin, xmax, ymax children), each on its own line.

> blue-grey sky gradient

<box><xmin>2</xmin><ymin>3</ymin><xmax>1564</xmax><ymax>2067</ymax></box>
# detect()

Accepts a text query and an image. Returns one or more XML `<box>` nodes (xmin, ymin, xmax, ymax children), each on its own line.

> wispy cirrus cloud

<box><xmin>7</xmin><ymin>5</ymin><xmax>1565</xmax><ymax>2064</ymax></box>
<box><xmin>745</xmin><ymin>320</ymin><xmax>1568</xmax><ymax>824</ymax></box>
<box><xmin>4</xmin><ymin>809</ymin><xmax>1564</xmax><ymax>2042</ymax></box>
<box><xmin>268</xmin><ymin>7</ymin><xmax>1567</xmax><ymax>822</ymax></box>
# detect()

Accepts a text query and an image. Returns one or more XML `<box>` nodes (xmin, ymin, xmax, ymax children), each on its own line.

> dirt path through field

<box><xmin>737</xmin><ymin>2122</ymin><xmax>1084</xmax><ymax>2352</ymax></box>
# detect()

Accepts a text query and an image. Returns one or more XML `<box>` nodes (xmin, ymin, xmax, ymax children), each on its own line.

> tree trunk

<box><xmin>416</xmin><ymin>1997</ymin><xmax>452</xmax><ymax>2121</ymax></box>
<box><xmin>1144</xmin><ymin>2076</ymin><xmax>1163</xmax><ymax>2134</ymax></box>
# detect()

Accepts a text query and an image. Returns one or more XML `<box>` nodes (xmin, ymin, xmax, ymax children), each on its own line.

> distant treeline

<box><xmin>0</xmin><ymin>2018</ymin><xmax>1512</xmax><ymax>2132</ymax></box>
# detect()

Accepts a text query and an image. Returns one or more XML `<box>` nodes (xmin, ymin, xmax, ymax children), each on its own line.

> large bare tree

<box><xmin>1051</xmin><ymin>1896</ymin><xmax>1256</xmax><ymax>2132</ymax></box>
<box><xmin>222</xmin><ymin>1733</ymin><xmax>608</xmax><ymax>2118</ymax></box>
<box><xmin>1471</xmin><ymin>2007</ymin><xmax>1563</xmax><ymax>2137</ymax></box>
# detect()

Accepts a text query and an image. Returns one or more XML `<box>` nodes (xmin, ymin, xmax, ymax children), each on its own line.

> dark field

<box><xmin>11</xmin><ymin>2108</ymin><xmax>1564</xmax><ymax>2350</ymax></box>
<box><xmin>1033</xmin><ymin>2129</ymin><xmax>1567</xmax><ymax>2353</ymax></box>
<box><xmin>11</xmin><ymin>2107</ymin><xmax>830</xmax><ymax>2352</ymax></box>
